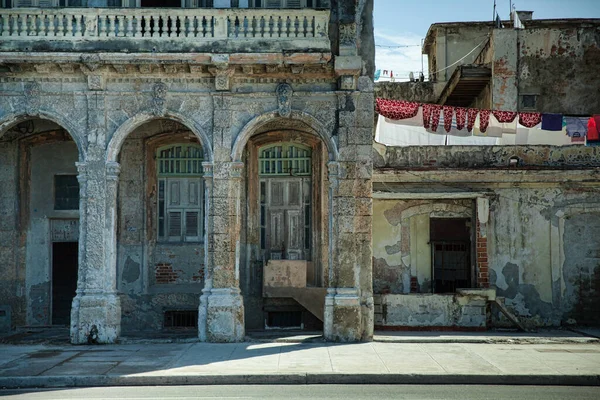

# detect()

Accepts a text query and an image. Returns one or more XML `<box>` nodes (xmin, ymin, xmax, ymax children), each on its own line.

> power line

<box><xmin>375</xmin><ymin>44</ymin><xmax>421</xmax><ymax>48</ymax></box>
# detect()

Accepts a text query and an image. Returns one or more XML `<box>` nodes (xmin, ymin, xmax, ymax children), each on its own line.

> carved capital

<box><xmin>202</xmin><ymin>162</ymin><xmax>214</xmax><ymax>179</ymax></box>
<box><xmin>76</xmin><ymin>162</ymin><xmax>88</xmax><ymax>184</ymax></box>
<box><xmin>229</xmin><ymin>162</ymin><xmax>245</xmax><ymax>179</ymax></box>
<box><xmin>327</xmin><ymin>161</ymin><xmax>340</xmax><ymax>179</ymax></box>
<box><xmin>106</xmin><ymin>161</ymin><xmax>121</xmax><ymax>181</ymax></box>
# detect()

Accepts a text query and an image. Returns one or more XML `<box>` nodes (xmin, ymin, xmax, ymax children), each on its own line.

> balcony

<box><xmin>0</xmin><ymin>7</ymin><xmax>331</xmax><ymax>53</ymax></box>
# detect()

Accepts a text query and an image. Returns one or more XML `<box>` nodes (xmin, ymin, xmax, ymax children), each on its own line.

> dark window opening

<box><xmin>430</xmin><ymin>218</ymin><xmax>472</xmax><ymax>293</ymax></box>
<box><xmin>164</xmin><ymin>310</ymin><xmax>198</xmax><ymax>328</ymax></box>
<box><xmin>267</xmin><ymin>311</ymin><xmax>302</xmax><ymax>328</ymax></box>
<box><xmin>54</xmin><ymin>175</ymin><xmax>79</xmax><ymax>211</ymax></box>
<box><xmin>521</xmin><ymin>94</ymin><xmax>537</xmax><ymax>110</ymax></box>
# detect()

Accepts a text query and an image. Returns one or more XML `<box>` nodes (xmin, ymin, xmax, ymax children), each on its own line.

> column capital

<box><xmin>202</xmin><ymin>162</ymin><xmax>214</xmax><ymax>179</ymax></box>
<box><xmin>229</xmin><ymin>161</ymin><xmax>245</xmax><ymax>179</ymax></box>
<box><xmin>327</xmin><ymin>161</ymin><xmax>340</xmax><ymax>179</ymax></box>
<box><xmin>106</xmin><ymin>161</ymin><xmax>121</xmax><ymax>181</ymax></box>
<box><xmin>76</xmin><ymin>161</ymin><xmax>88</xmax><ymax>183</ymax></box>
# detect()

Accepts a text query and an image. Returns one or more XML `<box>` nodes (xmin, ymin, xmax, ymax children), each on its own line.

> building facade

<box><xmin>0</xmin><ymin>0</ymin><xmax>376</xmax><ymax>343</ymax></box>
<box><xmin>373</xmin><ymin>13</ymin><xmax>600</xmax><ymax>330</ymax></box>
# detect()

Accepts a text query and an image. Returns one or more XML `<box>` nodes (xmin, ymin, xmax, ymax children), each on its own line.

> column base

<box><xmin>70</xmin><ymin>292</ymin><xmax>121</xmax><ymax>344</ymax></box>
<box><xmin>199</xmin><ymin>288</ymin><xmax>245</xmax><ymax>342</ymax></box>
<box><xmin>324</xmin><ymin>288</ymin><xmax>368</xmax><ymax>342</ymax></box>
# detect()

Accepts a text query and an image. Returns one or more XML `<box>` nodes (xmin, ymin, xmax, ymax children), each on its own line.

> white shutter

<box><xmin>286</xmin><ymin>0</ymin><xmax>302</xmax><ymax>8</ymax></box>
<box><xmin>38</xmin><ymin>0</ymin><xmax>58</xmax><ymax>6</ymax></box>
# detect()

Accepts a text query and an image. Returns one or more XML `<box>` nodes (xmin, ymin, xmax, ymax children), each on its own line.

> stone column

<box><xmin>199</xmin><ymin>162</ymin><xmax>213</xmax><ymax>341</ymax></box>
<box><xmin>200</xmin><ymin>161</ymin><xmax>245</xmax><ymax>342</ymax></box>
<box><xmin>70</xmin><ymin>161</ymin><xmax>121</xmax><ymax>344</ymax></box>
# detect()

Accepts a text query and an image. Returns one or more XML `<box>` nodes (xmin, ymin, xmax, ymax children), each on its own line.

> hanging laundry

<box><xmin>541</xmin><ymin>113</ymin><xmax>563</xmax><ymax>131</ymax></box>
<box><xmin>479</xmin><ymin>109</ymin><xmax>491</xmax><ymax>133</ymax></box>
<box><xmin>455</xmin><ymin>107</ymin><xmax>467</xmax><ymax>130</ymax></box>
<box><xmin>374</xmin><ymin>69</ymin><xmax>381</xmax><ymax>81</ymax></box>
<box><xmin>467</xmin><ymin>108</ymin><xmax>478</xmax><ymax>132</ymax></box>
<box><xmin>429</xmin><ymin>105</ymin><xmax>442</xmax><ymax>132</ymax></box>
<box><xmin>519</xmin><ymin>112</ymin><xmax>542</xmax><ymax>128</ymax></box>
<box><xmin>564</xmin><ymin>117</ymin><xmax>588</xmax><ymax>142</ymax></box>
<box><xmin>375</xmin><ymin>99</ymin><xmax>419</xmax><ymax>120</ymax></box>
<box><xmin>492</xmin><ymin>110</ymin><xmax>517</xmax><ymax>123</ymax></box>
<box><xmin>443</xmin><ymin>106</ymin><xmax>454</xmax><ymax>132</ymax></box>
<box><xmin>588</xmin><ymin>116</ymin><xmax>599</xmax><ymax>142</ymax></box>
<box><xmin>483</xmin><ymin>114</ymin><xmax>517</xmax><ymax>137</ymax></box>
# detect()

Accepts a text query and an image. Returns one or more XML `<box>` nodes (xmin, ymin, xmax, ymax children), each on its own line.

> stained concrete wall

<box><xmin>517</xmin><ymin>21</ymin><xmax>600</xmax><ymax>114</ymax></box>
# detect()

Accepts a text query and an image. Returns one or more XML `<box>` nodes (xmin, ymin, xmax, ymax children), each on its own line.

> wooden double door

<box><xmin>260</xmin><ymin>177</ymin><xmax>310</xmax><ymax>261</ymax></box>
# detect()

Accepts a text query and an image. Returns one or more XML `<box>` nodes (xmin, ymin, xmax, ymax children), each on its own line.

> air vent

<box><xmin>164</xmin><ymin>310</ymin><xmax>197</xmax><ymax>328</ymax></box>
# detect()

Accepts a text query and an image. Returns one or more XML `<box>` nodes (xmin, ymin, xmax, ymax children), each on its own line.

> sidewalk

<box><xmin>1</xmin><ymin>335</ymin><xmax>600</xmax><ymax>388</ymax></box>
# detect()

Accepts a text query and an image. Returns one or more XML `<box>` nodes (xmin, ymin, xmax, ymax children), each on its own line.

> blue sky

<box><xmin>374</xmin><ymin>0</ymin><xmax>600</xmax><ymax>81</ymax></box>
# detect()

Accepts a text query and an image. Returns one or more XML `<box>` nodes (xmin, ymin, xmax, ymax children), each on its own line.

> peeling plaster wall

<box><xmin>518</xmin><ymin>23</ymin><xmax>600</xmax><ymax>114</ymax></box>
<box><xmin>488</xmin><ymin>188</ymin><xmax>600</xmax><ymax>327</ymax></box>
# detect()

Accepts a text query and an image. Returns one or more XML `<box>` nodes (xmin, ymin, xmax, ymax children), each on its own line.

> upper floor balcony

<box><xmin>0</xmin><ymin>3</ymin><xmax>331</xmax><ymax>54</ymax></box>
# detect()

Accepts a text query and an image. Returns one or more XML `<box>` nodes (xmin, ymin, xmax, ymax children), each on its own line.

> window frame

<box><xmin>54</xmin><ymin>174</ymin><xmax>80</xmax><ymax>211</ymax></box>
<box><xmin>156</xmin><ymin>143</ymin><xmax>204</xmax><ymax>243</ymax></box>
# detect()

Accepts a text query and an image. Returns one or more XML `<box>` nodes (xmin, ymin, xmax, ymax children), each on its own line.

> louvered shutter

<box><xmin>265</xmin><ymin>0</ymin><xmax>281</xmax><ymax>8</ymax></box>
<box><xmin>168</xmin><ymin>211</ymin><xmax>182</xmax><ymax>240</ymax></box>
<box><xmin>286</xmin><ymin>0</ymin><xmax>302</xmax><ymax>8</ymax></box>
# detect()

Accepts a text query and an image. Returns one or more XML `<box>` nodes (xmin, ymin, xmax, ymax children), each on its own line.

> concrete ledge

<box><xmin>1</xmin><ymin>374</ymin><xmax>599</xmax><ymax>389</ymax></box>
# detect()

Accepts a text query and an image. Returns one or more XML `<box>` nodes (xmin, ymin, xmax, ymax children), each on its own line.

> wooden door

<box><xmin>261</xmin><ymin>178</ymin><xmax>309</xmax><ymax>261</ymax></box>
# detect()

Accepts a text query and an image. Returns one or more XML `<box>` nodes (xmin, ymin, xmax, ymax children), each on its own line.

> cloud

<box><xmin>374</xmin><ymin>29</ymin><xmax>428</xmax><ymax>82</ymax></box>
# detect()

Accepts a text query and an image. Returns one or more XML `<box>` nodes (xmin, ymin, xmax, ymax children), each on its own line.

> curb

<box><xmin>1</xmin><ymin>374</ymin><xmax>599</xmax><ymax>389</ymax></box>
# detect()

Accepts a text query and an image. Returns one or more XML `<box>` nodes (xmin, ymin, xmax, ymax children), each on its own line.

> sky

<box><xmin>374</xmin><ymin>0</ymin><xmax>600</xmax><ymax>82</ymax></box>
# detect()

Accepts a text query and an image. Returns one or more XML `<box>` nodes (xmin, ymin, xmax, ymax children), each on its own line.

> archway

<box><xmin>236</xmin><ymin>113</ymin><xmax>335</xmax><ymax>336</ymax></box>
<box><xmin>111</xmin><ymin>117</ymin><xmax>211</xmax><ymax>337</ymax></box>
<box><xmin>0</xmin><ymin>117</ymin><xmax>82</xmax><ymax>333</ymax></box>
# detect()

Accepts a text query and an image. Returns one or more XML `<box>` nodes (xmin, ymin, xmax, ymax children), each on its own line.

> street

<box><xmin>1</xmin><ymin>385</ymin><xmax>600</xmax><ymax>400</ymax></box>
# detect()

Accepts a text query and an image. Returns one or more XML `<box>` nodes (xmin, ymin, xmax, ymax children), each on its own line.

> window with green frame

<box><xmin>157</xmin><ymin>144</ymin><xmax>204</xmax><ymax>243</ymax></box>
<box><xmin>258</xmin><ymin>142</ymin><xmax>311</xmax><ymax>176</ymax></box>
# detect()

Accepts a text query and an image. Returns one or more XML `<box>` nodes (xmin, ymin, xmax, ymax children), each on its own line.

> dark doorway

<box><xmin>51</xmin><ymin>242</ymin><xmax>78</xmax><ymax>326</ymax></box>
<box><xmin>430</xmin><ymin>218</ymin><xmax>471</xmax><ymax>293</ymax></box>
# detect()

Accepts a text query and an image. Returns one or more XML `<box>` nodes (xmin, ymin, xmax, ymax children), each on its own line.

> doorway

<box><xmin>51</xmin><ymin>242</ymin><xmax>78</xmax><ymax>326</ymax></box>
<box><xmin>430</xmin><ymin>218</ymin><xmax>471</xmax><ymax>293</ymax></box>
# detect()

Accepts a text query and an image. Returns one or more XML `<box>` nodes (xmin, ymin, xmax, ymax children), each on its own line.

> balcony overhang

<box><xmin>437</xmin><ymin>64</ymin><xmax>491</xmax><ymax>107</ymax></box>
<box><xmin>0</xmin><ymin>8</ymin><xmax>331</xmax><ymax>54</ymax></box>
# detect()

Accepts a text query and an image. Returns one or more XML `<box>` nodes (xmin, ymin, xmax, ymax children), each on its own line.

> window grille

<box><xmin>258</xmin><ymin>143</ymin><xmax>311</xmax><ymax>176</ymax></box>
<box><xmin>157</xmin><ymin>144</ymin><xmax>204</xmax><ymax>242</ymax></box>
<box><xmin>54</xmin><ymin>175</ymin><xmax>79</xmax><ymax>211</ymax></box>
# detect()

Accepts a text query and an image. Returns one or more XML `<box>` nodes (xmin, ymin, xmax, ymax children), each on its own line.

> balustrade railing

<box><xmin>0</xmin><ymin>8</ymin><xmax>329</xmax><ymax>41</ymax></box>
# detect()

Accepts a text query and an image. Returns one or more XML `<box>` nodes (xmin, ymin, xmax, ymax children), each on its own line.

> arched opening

<box><xmin>115</xmin><ymin>118</ymin><xmax>207</xmax><ymax>338</ymax></box>
<box><xmin>0</xmin><ymin>118</ymin><xmax>81</xmax><ymax>336</ymax></box>
<box><xmin>240</xmin><ymin>127</ymin><xmax>330</xmax><ymax>336</ymax></box>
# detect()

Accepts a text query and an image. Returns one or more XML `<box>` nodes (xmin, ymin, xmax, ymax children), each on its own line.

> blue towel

<box><xmin>541</xmin><ymin>113</ymin><xmax>563</xmax><ymax>131</ymax></box>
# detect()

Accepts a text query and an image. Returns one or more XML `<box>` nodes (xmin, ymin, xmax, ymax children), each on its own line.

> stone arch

<box><xmin>106</xmin><ymin>111</ymin><xmax>213</xmax><ymax>162</ymax></box>
<box><xmin>231</xmin><ymin>110</ymin><xmax>338</xmax><ymax>162</ymax></box>
<box><xmin>0</xmin><ymin>112</ymin><xmax>86</xmax><ymax>161</ymax></box>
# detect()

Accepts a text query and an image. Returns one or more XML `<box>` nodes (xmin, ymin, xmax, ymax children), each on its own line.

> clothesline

<box><xmin>375</xmin><ymin>98</ymin><xmax>600</xmax><ymax>144</ymax></box>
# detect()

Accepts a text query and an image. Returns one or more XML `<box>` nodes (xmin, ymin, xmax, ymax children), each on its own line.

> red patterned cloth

<box><xmin>467</xmin><ymin>108</ymin><xmax>478</xmax><ymax>132</ymax></box>
<box><xmin>492</xmin><ymin>110</ymin><xmax>517</xmax><ymax>123</ymax></box>
<box><xmin>375</xmin><ymin>98</ymin><xmax>420</xmax><ymax>120</ymax></box>
<box><xmin>422</xmin><ymin>103</ymin><xmax>433</xmax><ymax>129</ymax></box>
<box><xmin>479</xmin><ymin>109</ymin><xmax>491</xmax><ymax>133</ymax></box>
<box><xmin>518</xmin><ymin>112</ymin><xmax>542</xmax><ymax>128</ymax></box>
<box><xmin>443</xmin><ymin>106</ymin><xmax>454</xmax><ymax>132</ymax></box>
<box><xmin>455</xmin><ymin>107</ymin><xmax>467</xmax><ymax>130</ymax></box>
<box><xmin>428</xmin><ymin>104</ymin><xmax>442</xmax><ymax>132</ymax></box>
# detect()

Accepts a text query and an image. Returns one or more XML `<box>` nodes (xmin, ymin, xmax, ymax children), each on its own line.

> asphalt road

<box><xmin>1</xmin><ymin>385</ymin><xmax>600</xmax><ymax>400</ymax></box>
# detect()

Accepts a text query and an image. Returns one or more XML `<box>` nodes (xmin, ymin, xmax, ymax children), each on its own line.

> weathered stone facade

<box><xmin>0</xmin><ymin>1</ymin><xmax>375</xmax><ymax>342</ymax></box>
